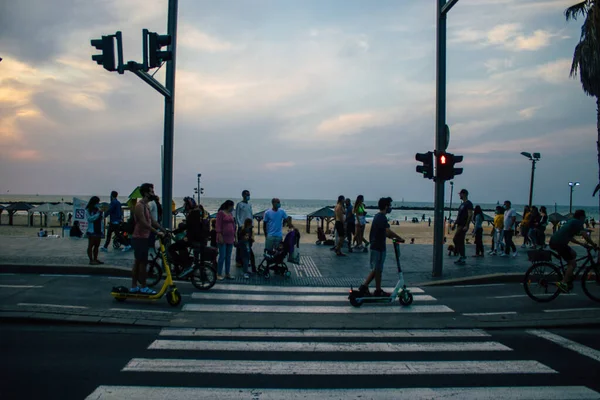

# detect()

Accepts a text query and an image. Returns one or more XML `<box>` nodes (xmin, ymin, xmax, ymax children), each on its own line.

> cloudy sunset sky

<box><xmin>0</xmin><ymin>0</ymin><xmax>597</xmax><ymax>206</ymax></box>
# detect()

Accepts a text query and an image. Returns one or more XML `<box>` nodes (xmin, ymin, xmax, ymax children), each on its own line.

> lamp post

<box><xmin>568</xmin><ymin>181</ymin><xmax>580</xmax><ymax>214</ymax></box>
<box><xmin>448</xmin><ymin>181</ymin><xmax>454</xmax><ymax>233</ymax></box>
<box><xmin>196</xmin><ymin>173</ymin><xmax>201</xmax><ymax>204</ymax></box>
<box><xmin>520</xmin><ymin>152</ymin><xmax>541</xmax><ymax>208</ymax></box>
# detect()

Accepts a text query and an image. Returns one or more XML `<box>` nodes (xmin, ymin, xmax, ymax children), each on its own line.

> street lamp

<box><xmin>196</xmin><ymin>173</ymin><xmax>201</xmax><ymax>204</ymax></box>
<box><xmin>568</xmin><ymin>181</ymin><xmax>580</xmax><ymax>214</ymax></box>
<box><xmin>520</xmin><ymin>152</ymin><xmax>541</xmax><ymax>208</ymax></box>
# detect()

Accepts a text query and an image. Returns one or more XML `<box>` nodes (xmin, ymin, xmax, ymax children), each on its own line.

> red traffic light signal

<box><xmin>436</xmin><ymin>152</ymin><xmax>464</xmax><ymax>181</ymax></box>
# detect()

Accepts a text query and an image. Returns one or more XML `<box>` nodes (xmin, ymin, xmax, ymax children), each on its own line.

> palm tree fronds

<box><xmin>565</xmin><ymin>1</ymin><xmax>591</xmax><ymax>21</ymax></box>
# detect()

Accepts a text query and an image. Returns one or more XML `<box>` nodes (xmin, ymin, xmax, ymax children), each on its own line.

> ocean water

<box><xmin>1</xmin><ymin>194</ymin><xmax>598</xmax><ymax>222</ymax></box>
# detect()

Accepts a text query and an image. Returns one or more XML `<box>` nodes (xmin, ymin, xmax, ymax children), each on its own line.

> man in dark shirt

<box><xmin>345</xmin><ymin>198</ymin><xmax>355</xmax><ymax>253</ymax></box>
<box><xmin>550</xmin><ymin>209</ymin><xmax>596</xmax><ymax>292</ymax></box>
<box><xmin>101</xmin><ymin>191</ymin><xmax>123</xmax><ymax>252</ymax></box>
<box><xmin>358</xmin><ymin>197</ymin><xmax>405</xmax><ymax>297</ymax></box>
<box><xmin>452</xmin><ymin>189</ymin><xmax>473</xmax><ymax>265</ymax></box>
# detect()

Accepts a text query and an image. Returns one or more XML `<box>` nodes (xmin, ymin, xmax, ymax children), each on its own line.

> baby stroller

<box><xmin>111</xmin><ymin>222</ymin><xmax>131</xmax><ymax>249</ymax></box>
<box><xmin>257</xmin><ymin>229</ymin><xmax>300</xmax><ymax>279</ymax></box>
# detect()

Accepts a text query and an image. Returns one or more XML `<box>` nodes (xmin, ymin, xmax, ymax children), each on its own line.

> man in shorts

<box><xmin>131</xmin><ymin>183</ymin><xmax>165</xmax><ymax>295</ymax></box>
<box><xmin>550</xmin><ymin>209</ymin><xmax>596</xmax><ymax>292</ymax></box>
<box><xmin>334</xmin><ymin>195</ymin><xmax>347</xmax><ymax>257</ymax></box>
<box><xmin>358</xmin><ymin>197</ymin><xmax>405</xmax><ymax>297</ymax></box>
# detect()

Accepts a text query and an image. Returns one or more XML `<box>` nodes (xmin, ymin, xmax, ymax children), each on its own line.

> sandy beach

<box><xmin>0</xmin><ymin>213</ymin><xmax>524</xmax><ymax>246</ymax></box>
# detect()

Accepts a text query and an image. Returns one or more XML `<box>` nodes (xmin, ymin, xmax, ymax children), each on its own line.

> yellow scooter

<box><xmin>110</xmin><ymin>232</ymin><xmax>181</xmax><ymax>307</ymax></box>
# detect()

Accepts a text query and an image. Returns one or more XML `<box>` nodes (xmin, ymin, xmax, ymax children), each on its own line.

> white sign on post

<box><xmin>73</xmin><ymin>197</ymin><xmax>88</xmax><ymax>233</ymax></box>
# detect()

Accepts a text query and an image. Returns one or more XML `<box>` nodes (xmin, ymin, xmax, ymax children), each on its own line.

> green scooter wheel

<box><xmin>166</xmin><ymin>290</ymin><xmax>182</xmax><ymax>307</ymax></box>
<box><xmin>399</xmin><ymin>292</ymin><xmax>413</xmax><ymax>306</ymax></box>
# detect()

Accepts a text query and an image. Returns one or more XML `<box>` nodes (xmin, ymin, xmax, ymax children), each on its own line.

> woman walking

<box><xmin>216</xmin><ymin>200</ymin><xmax>236</xmax><ymax>280</ymax></box>
<box><xmin>528</xmin><ymin>206</ymin><xmax>541</xmax><ymax>248</ymax></box>
<box><xmin>538</xmin><ymin>206</ymin><xmax>549</xmax><ymax>249</ymax></box>
<box><xmin>473</xmin><ymin>205</ymin><xmax>484</xmax><ymax>257</ymax></box>
<box><xmin>85</xmin><ymin>196</ymin><xmax>104</xmax><ymax>265</ymax></box>
<box><xmin>489</xmin><ymin>206</ymin><xmax>505</xmax><ymax>255</ymax></box>
<box><xmin>238</xmin><ymin>218</ymin><xmax>254</xmax><ymax>279</ymax></box>
<box><xmin>354</xmin><ymin>195</ymin><xmax>368</xmax><ymax>252</ymax></box>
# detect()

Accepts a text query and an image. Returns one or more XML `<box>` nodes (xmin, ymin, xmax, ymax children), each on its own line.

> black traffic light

<box><xmin>91</xmin><ymin>35</ymin><xmax>116</xmax><ymax>72</ymax></box>
<box><xmin>415</xmin><ymin>151</ymin><xmax>434</xmax><ymax>180</ymax></box>
<box><xmin>436</xmin><ymin>152</ymin><xmax>464</xmax><ymax>181</ymax></box>
<box><xmin>148</xmin><ymin>32</ymin><xmax>172</xmax><ymax>68</ymax></box>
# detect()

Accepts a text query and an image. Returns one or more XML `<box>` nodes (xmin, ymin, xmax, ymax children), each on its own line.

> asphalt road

<box><xmin>1</xmin><ymin>322</ymin><xmax>600</xmax><ymax>400</ymax></box>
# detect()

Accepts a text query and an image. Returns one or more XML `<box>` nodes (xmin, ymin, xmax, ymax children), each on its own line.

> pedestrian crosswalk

<box><xmin>182</xmin><ymin>283</ymin><xmax>453</xmax><ymax>314</ymax></box>
<box><xmin>85</xmin><ymin>327</ymin><xmax>600</xmax><ymax>399</ymax></box>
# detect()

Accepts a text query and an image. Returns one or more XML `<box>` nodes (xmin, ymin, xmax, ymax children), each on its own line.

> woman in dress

<box><xmin>216</xmin><ymin>200</ymin><xmax>236</xmax><ymax>280</ymax></box>
<box><xmin>85</xmin><ymin>196</ymin><xmax>104</xmax><ymax>265</ymax></box>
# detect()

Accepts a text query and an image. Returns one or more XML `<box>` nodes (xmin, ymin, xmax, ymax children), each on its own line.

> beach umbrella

<box><xmin>548</xmin><ymin>212</ymin><xmax>567</xmax><ymax>224</ymax></box>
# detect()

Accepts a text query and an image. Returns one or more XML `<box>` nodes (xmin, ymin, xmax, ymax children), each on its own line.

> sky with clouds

<box><xmin>0</xmin><ymin>0</ymin><xmax>597</xmax><ymax>206</ymax></box>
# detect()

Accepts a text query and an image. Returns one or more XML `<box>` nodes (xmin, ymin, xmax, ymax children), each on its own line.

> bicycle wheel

<box><xmin>190</xmin><ymin>263</ymin><xmax>217</xmax><ymax>290</ymax></box>
<box><xmin>523</xmin><ymin>262</ymin><xmax>563</xmax><ymax>302</ymax></box>
<box><xmin>145</xmin><ymin>260</ymin><xmax>163</xmax><ymax>288</ymax></box>
<box><xmin>582</xmin><ymin>264</ymin><xmax>600</xmax><ymax>302</ymax></box>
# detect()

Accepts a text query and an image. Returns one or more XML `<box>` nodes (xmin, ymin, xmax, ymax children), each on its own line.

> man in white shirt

<box><xmin>501</xmin><ymin>200</ymin><xmax>518</xmax><ymax>257</ymax></box>
<box><xmin>235</xmin><ymin>190</ymin><xmax>254</xmax><ymax>269</ymax></box>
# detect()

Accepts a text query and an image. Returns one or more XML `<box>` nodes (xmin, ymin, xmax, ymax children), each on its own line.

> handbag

<box><xmin>288</xmin><ymin>248</ymin><xmax>300</xmax><ymax>264</ymax></box>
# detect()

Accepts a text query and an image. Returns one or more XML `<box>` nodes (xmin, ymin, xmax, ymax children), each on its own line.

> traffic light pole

<box><xmin>161</xmin><ymin>0</ymin><xmax>178</xmax><ymax>229</ymax></box>
<box><xmin>433</xmin><ymin>0</ymin><xmax>458</xmax><ymax>277</ymax></box>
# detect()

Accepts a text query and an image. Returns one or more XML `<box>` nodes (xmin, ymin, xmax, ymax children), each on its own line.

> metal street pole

<box><xmin>447</xmin><ymin>181</ymin><xmax>454</xmax><ymax>233</ymax></box>
<box><xmin>433</xmin><ymin>0</ymin><xmax>458</xmax><ymax>277</ymax></box>
<box><xmin>528</xmin><ymin>159</ymin><xmax>536</xmax><ymax>208</ymax></box>
<box><xmin>161</xmin><ymin>0</ymin><xmax>178</xmax><ymax>230</ymax></box>
<box><xmin>197</xmin><ymin>174</ymin><xmax>201</xmax><ymax>204</ymax></box>
<box><xmin>570</xmin><ymin>185</ymin><xmax>574</xmax><ymax>214</ymax></box>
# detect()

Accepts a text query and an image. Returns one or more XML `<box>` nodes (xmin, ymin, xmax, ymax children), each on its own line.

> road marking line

<box><xmin>40</xmin><ymin>274</ymin><xmax>90</xmax><ymax>278</ymax></box>
<box><xmin>149</xmin><ymin>340</ymin><xmax>512</xmax><ymax>352</ymax></box>
<box><xmin>159</xmin><ymin>328</ymin><xmax>491</xmax><ymax>338</ymax></box>
<box><xmin>0</xmin><ymin>284</ymin><xmax>43</xmax><ymax>288</ymax></box>
<box><xmin>85</xmin><ymin>386</ymin><xmax>600</xmax><ymax>400</ymax></box>
<box><xmin>489</xmin><ymin>294</ymin><xmax>576</xmax><ymax>299</ymax></box>
<box><xmin>190</xmin><ymin>293</ymin><xmax>436</xmax><ymax>302</ymax></box>
<box><xmin>543</xmin><ymin>307</ymin><xmax>600</xmax><ymax>313</ymax></box>
<box><xmin>453</xmin><ymin>283</ymin><xmax>505</xmax><ymax>288</ymax></box>
<box><xmin>122</xmin><ymin>359</ymin><xmax>556</xmax><ymax>374</ymax></box>
<box><xmin>528</xmin><ymin>329</ymin><xmax>600</xmax><ymax>363</ymax></box>
<box><xmin>0</xmin><ymin>273</ymin><xmax>17</xmax><ymax>276</ymax></box>
<box><xmin>463</xmin><ymin>312</ymin><xmax>517</xmax><ymax>316</ymax></box>
<box><xmin>17</xmin><ymin>302</ymin><xmax>88</xmax><ymax>309</ymax></box>
<box><xmin>213</xmin><ymin>284</ymin><xmax>424</xmax><ymax>293</ymax></box>
<box><xmin>182</xmin><ymin>304</ymin><xmax>454</xmax><ymax>313</ymax></box>
<box><xmin>109</xmin><ymin>308</ymin><xmax>173</xmax><ymax>314</ymax></box>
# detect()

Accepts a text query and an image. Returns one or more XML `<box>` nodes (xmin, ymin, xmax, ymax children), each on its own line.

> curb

<box><xmin>0</xmin><ymin>264</ymin><xmax>131</xmax><ymax>277</ymax></box>
<box><xmin>417</xmin><ymin>273</ymin><xmax>523</xmax><ymax>287</ymax></box>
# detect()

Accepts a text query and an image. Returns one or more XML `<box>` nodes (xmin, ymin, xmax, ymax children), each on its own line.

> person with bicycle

<box><xmin>550</xmin><ymin>209</ymin><xmax>597</xmax><ymax>293</ymax></box>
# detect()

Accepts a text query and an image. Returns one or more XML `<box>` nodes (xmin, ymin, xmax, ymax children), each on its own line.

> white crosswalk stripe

<box><xmin>182</xmin><ymin>283</ymin><xmax>449</xmax><ymax>314</ymax></box>
<box><xmin>85</xmin><ymin>327</ymin><xmax>600</xmax><ymax>399</ymax></box>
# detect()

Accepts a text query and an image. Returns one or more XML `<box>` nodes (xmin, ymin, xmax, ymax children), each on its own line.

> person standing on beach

<box><xmin>85</xmin><ymin>196</ymin><xmax>104</xmax><ymax>265</ymax></box>
<box><xmin>489</xmin><ymin>206</ymin><xmax>505</xmax><ymax>255</ymax></box>
<box><xmin>216</xmin><ymin>200</ymin><xmax>237</xmax><ymax>280</ymax></box>
<box><xmin>354</xmin><ymin>195</ymin><xmax>368</xmax><ymax>252</ymax></box>
<box><xmin>263</xmin><ymin>198</ymin><xmax>288</xmax><ymax>252</ymax></box>
<box><xmin>501</xmin><ymin>200</ymin><xmax>518</xmax><ymax>257</ymax></box>
<box><xmin>358</xmin><ymin>197</ymin><xmax>405</xmax><ymax>297</ymax></box>
<box><xmin>101</xmin><ymin>191</ymin><xmax>123</xmax><ymax>252</ymax></box>
<box><xmin>472</xmin><ymin>205</ymin><xmax>484</xmax><ymax>257</ymax></box>
<box><xmin>333</xmin><ymin>195</ymin><xmax>347</xmax><ymax>257</ymax></box>
<box><xmin>452</xmin><ymin>189</ymin><xmax>473</xmax><ymax>265</ymax></box>
<box><xmin>131</xmin><ymin>183</ymin><xmax>165</xmax><ymax>294</ymax></box>
<box><xmin>235</xmin><ymin>190</ymin><xmax>254</xmax><ymax>269</ymax></box>
<box><xmin>345</xmin><ymin>198</ymin><xmax>355</xmax><ymax>253</ymax></box>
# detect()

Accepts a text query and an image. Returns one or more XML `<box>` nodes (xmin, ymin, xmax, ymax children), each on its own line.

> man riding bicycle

<box><xmin>549</xmin><ymin>209</ymin><xmax>597</xmax><ymax>292</ymax></box>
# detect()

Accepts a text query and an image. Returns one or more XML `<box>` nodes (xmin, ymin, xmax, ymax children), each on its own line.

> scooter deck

<box><xmin>111</xmin><ymin>292</ymin><xmax>161</xmax><ymax>300</ymax></box>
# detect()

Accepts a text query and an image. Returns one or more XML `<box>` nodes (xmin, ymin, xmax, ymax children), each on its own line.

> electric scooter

<box><xmin>111</xmin><ymin>231</ymin><xmax>182</xmax><ymax>307</ymax></box>
<box><xmin>348</xmin><ymin>239</ymin><xmax>413</xmax><ymax>307</ymax></box>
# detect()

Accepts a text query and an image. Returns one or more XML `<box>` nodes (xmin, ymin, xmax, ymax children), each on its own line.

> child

<box><xmin>238</xmin><ymin>218</ymin><xmax>253</xmax><ymax>279</ymax></box>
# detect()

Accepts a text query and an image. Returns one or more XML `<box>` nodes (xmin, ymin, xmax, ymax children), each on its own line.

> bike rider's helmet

<box><xmin>183</xmin><ymin>196</ymin><xmax>197</xmax><ymax>210</ymax></box>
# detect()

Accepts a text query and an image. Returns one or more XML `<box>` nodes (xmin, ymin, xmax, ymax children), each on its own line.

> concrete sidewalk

<box><xmin>0</xmin><ymin>236</ymin><xmax>537</xmax><ymax>286</ymax></box>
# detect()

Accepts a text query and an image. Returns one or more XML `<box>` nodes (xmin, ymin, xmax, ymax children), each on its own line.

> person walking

<box><xmin>85</xmin><ymin>196</ymin><xmax>104</xmax><ymax>265</ymax></box>
<box><xmin>334</xmin><ymin>195</ymin><xmax>347</xmax><ymax>257</ymax></box>
<box><xmin>235</xmin><ymin>190</ymin><xmax>253</xmax><ymax>268</ymax></box>
<box><xmin>489</xmin><ymin>206</ymin><xmax>505</xmax><ymax>255</ymax></box>
<box><xmin>528</xmin><ymin>206</ymin><xmax>541</xmax><ymax>248</ymax></box>
<box><xmin>501</xmin><ymin>200</ymin><xmax>518</xmax><ymax>257</ymax></box>
<box><xmin>452</xmin><ymin>189</ymin><xmax>473</xmax><ymax>265</ymax></box>
<box><xmin>238</xmin><ymin>218</ymin><xmax>254</xmax><ymax>279</ymax></box>
<box><xmin>538</xmin><ymin>206</ymin><xmax>549</xmax><ymax>249</ymax></box>
<box><xmin>263</xmin><ymin>198</ymin><xmax>288</xmax><ymax>252</ymax></box>
<box><xmin>472</xmin><ymin>205</ymin><xmax>484</xmax><ymax>257</ymax></box>
<box><xmin>216</xmin><ymin>200</ymin><xmax>236</xmax><ymax>280</ymax></box>
<box><xmin>521</xmin><ymin>206</ymin><xmax>532</xmax><ymax>248</ymax></box>
<box><xmin>345</xmin><ymin>197</ymin><xmax>355</xmax><ymax>253</ymax></box>
<box><xmin>101</xmin><ymin>191</ymin><xmax>124</xmax><ymax>252</ymax></box>
<box><xmin>130</xmin><ymin>183</ymin><xmax>165</xmax><ymax>294</ymax></box>
<box><xmin>354</xmin><ymin>195</ymin><xmax>368</xmax><ymax>251</ymax></box>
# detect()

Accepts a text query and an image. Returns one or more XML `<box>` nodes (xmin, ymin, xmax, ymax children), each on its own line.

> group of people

<box><xmin>332</xmin><ymin>195</ymin><xmax>370</xmax><ymax>256</ymax></box>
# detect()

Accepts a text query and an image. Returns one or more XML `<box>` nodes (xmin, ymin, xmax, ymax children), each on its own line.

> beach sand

<box><xmin>0</xmin><ymin>213</ymin><xmax>509</xmax><ymax>246</ymax></box>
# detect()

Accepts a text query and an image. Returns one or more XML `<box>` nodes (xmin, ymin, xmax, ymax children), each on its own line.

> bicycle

<box><xmin>146</xmin><ymin>235</ymin><xmax>217</xmax><ymax>291</ymax></box>
<box><xmin>523</xmin><ymin>245</ymin><xmax>600</xmax><ymax>303</ymax></box>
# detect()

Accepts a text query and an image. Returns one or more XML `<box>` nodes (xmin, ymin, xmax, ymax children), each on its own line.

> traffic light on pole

<box><xmin>90</xmin><ymin>35</ymin><xmax>116</xmax><ymax>72</ymax></box>
<box><xmin>436</xmin><ymin>152</ymin><xmax>464</xmax><ymax>181</ymax></box>
<box><xmin>148</xmin><ymin>32</ymin><xmax>172</xmax><ymax>68</ymax></box>
<box><xmin>415</xmin><ymin>151</ymin><xmax>434</xmax><ymax>180</ymax></box>
<box><xmin>452</xmin><ymin>154</ymin><xmax>464</xmax><ymax>178</ymax></box>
